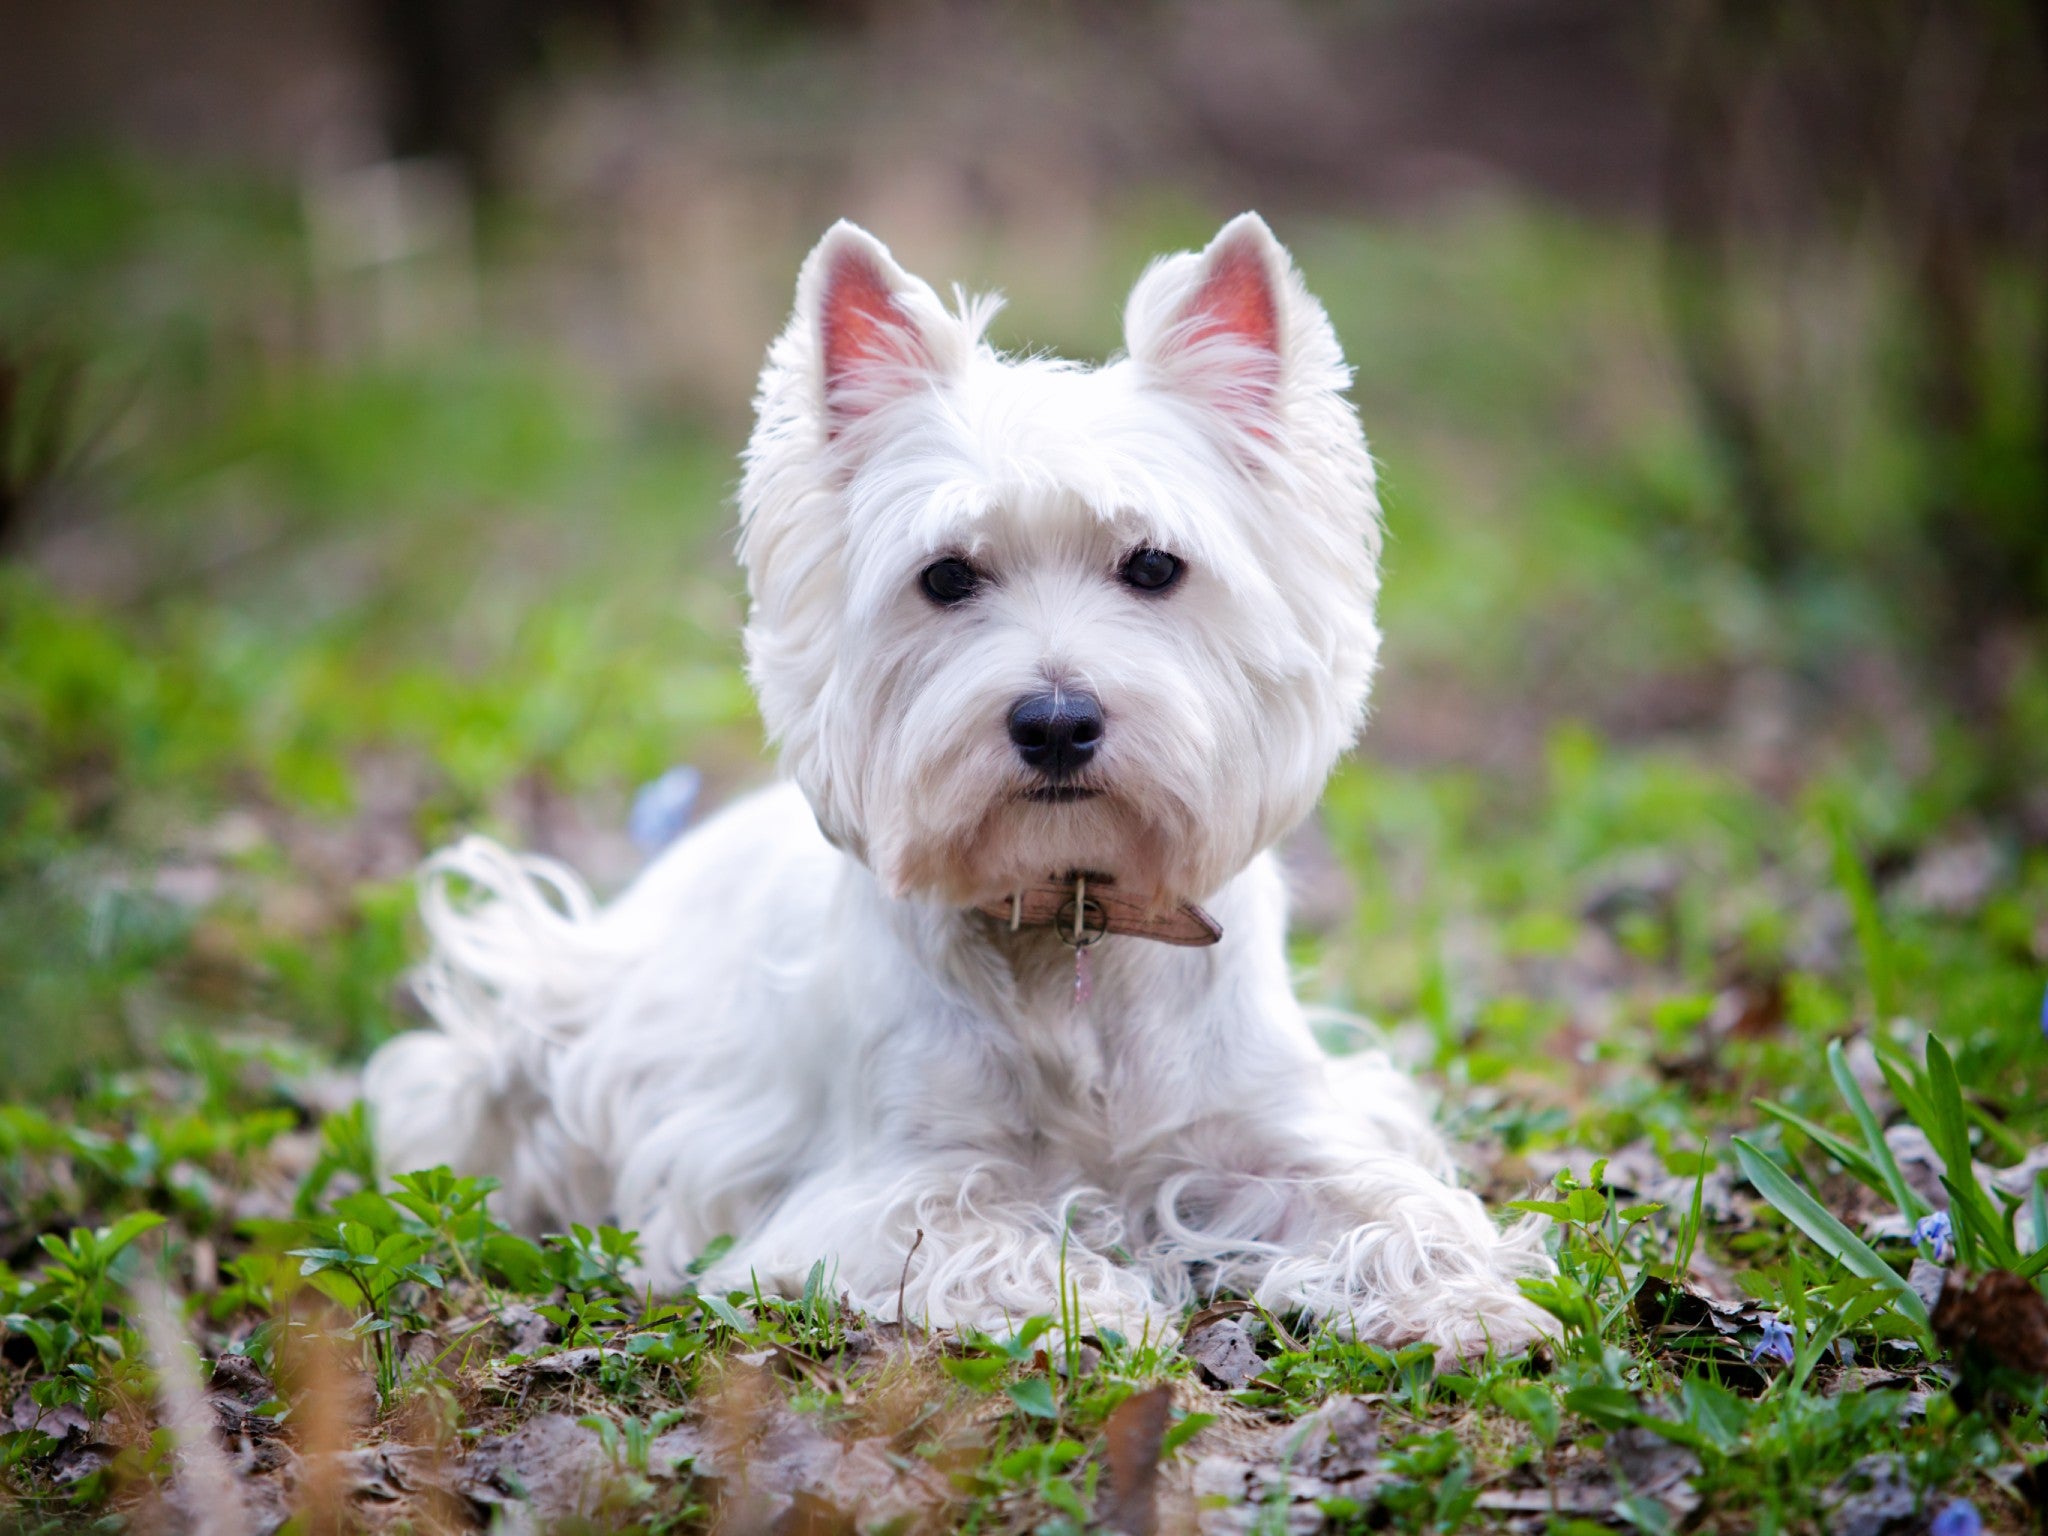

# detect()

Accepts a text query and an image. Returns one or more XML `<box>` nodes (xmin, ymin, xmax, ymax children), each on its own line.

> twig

<box><xmin>896</xmin><ymin>1228</ymin><xmax>925</xmax><ymax>1332</ymax></box>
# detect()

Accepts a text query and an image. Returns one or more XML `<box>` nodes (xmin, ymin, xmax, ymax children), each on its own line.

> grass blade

<box><xmin>1922</xmin><ymin>1038</ymin><xmax>1974</xmax><ymax>1190</ymax></box>
<box><xmin>1825</xmin><ymin>1040</ymin><xmax>1924</xmax><ymax>1220</ymax></box>
<box><xmin>2027</xmin><ymin>1173</ymin><xmax>2048</xmax><ymax>1277</ymax></box>
<box><xmin>1873</xmin><ymin>1054</ymin><xmax>1937</xmax><ymax>1149</ymax></box>
<box><xmin>1731</xmin><ymin>1138</ymin><xmax>1930</xmax><ymax>1339</ymax></box>
<box><xmin>1755</xmin><ymin>1100</ymin><xmax>1884</xmax><ymax>1191</ymax></box>
<box><xmin>1675</xmin><ymin>1143</ymin><xmax>1708</xmax><ymax>1279</ymax></box>
<box><xmin>1924</xmin><ymin>1038</ymin><xmax>2017</xmax><ymax>1268</ymax></box>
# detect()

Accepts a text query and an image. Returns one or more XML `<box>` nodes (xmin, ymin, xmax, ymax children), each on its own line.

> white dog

<box><xmin>366</xmin><ymin>215</ymin><xmax>1551</xmax><ymax>1356</ymax></box>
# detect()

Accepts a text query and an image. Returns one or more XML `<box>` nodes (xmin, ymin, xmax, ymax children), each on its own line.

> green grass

<box><xmin>0</xmin><ymin>156</ymin><xmax>2044</xmax><ymax>1532</ymax></box>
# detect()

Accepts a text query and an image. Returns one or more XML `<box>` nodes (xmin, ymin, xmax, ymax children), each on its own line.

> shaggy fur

<box><xmin>366</xmin><ymin>215</ymin><xmax>1553</xmax><ymax>1354</ymax></box>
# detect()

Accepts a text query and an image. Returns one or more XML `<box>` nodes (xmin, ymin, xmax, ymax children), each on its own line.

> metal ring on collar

<box><xmin>1055</xmin><ymin>896</ymin><xmax>1108</xmax><ymax>948</ymax></box>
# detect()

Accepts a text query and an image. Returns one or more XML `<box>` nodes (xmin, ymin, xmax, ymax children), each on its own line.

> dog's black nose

<box><xmin>1007</xmin><ymin>689</ymin><xmax>1103</xmax><ymax>779</ymax></box>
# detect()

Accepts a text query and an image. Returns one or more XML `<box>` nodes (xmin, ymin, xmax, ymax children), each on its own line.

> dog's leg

<box><xmin>1254</xmin><ymin>1157</ymin><xmax>1554</xmax><ymax>1363</ymax></box>
<box><xmin>1137</xmin><ymin>1142</ymin><xmax>1552</xmax><ymax>1361</ymax></box>
<box><xmin>1138</xmin><ymin>1085</ymin><xmax>1554</xmax><ymax>1363</ymax></box>
<box><xmin>696</xmin><ymin>1158</ymin><xmax>1171</xmax><ymax>1342</ymax></box>
<box><xmin>1113</xmin><ymin>869</ymin><xmax>1555</xmax><ymax>1358</ymax></box>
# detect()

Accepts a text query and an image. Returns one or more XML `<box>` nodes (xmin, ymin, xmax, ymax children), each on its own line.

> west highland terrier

<box><xmin>366</xmin><ymin>214</ymin><xmax>1552</xmax><ymax>1356</ymax></box>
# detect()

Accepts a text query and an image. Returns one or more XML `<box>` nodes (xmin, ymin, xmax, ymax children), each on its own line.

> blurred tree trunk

<box><xmin>359</xmin><ymin>0</ymin><xmax>875</xmax><ymax>188</ymax></box>
<box><xmin>363</xmin><ymin>0</ymin><xmax>655</xmax><ymax>188</ymax></box>
<box><xmin>1657</xmin><ymin>0</ymin><xmax>2048</xmax><ymax>726</ymax></box>
<box><xmin>1662</xmin><ymin>0</ymin><xmax>1802</xmax><ymax>580</ymax></box>
<box><xmin>1899</xmin><ymin>0</ymin><xmax>2041</xmax><ymax>675</ymax></box>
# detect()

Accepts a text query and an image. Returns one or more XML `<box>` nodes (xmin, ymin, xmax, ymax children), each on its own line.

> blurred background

<box><xmin>2</xmin><ymin>0</ymin><xmax>2044</xmax><ymax>1120</ymax></box>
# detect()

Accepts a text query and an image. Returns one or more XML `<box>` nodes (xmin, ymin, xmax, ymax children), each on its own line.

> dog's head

<box><xmin>738</xmin><ymin>215</ymin><xmax>1381</xmax><ymax>912</ymax></box>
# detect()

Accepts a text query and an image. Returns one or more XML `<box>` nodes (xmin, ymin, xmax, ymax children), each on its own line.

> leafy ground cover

<box><xmin>1</xmin><ymin>159</ymin><xmax>2045</xmax><ymax>1533</ymax></box>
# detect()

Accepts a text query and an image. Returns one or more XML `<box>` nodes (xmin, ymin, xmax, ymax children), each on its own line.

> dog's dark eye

<box><xmin>1119</xmin><ymin>548</ymin><xmax>1184</xmax><ymax>593</ymax></box>
<box><xmin>920</xmin><ymin>557</ymin><xmax>981</xmax><ymax>605</ymax></box>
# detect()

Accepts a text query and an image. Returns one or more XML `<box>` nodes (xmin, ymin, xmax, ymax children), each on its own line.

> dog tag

<box><xmin>1074</xmin><ymin>944</ymin><xmax>1094</xmax><ymax>1006</ymax></box>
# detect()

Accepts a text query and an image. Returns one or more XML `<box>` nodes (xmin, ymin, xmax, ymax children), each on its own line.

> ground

<box><xmin>1</xmin><ymin>160</ymin><xmax>2045</xmax><ymax>1534</ymax></box>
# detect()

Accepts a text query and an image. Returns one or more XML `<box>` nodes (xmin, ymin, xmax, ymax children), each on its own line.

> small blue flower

<box><xmin>1914</xmin><ymin>1209</ymin><xmax>1956</xmax><ymax>1265</ymax></box>
<box><xmin>1930</xmin><ymin>1498</ymin><xmax>1982</xmax><ymax>1536</ymax></box>
<box><xmin>1749</xmin><ymin>1316</ymin><xmax>1796</xmax><ymax>1366</ymax></box>
<box><xmin>2040</xmin><ymin>979</ymin><xmax>2047</xmax><ymax>1041</ymax></box>
<box><xmin>628</xmin><ymin>765</ymin><xmax>703</xmax><ymax>854</ymax></box>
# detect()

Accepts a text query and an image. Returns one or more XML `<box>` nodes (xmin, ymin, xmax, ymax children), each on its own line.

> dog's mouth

<box><xmin>1023</xmin><ymin>784</ymin><xmax>1101</xmax><ymax>805</ymax></box>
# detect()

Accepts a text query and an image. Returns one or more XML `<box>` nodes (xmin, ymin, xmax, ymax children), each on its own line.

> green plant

<box><xmin>1730</xmin><ymin>1139</ymin><xmax>1934</xmax><ymax>1345</ymax></box>
<box><xmin>2</xmin><ymin>1210</ymin><xmax>163</xmax><ymax>1417</ymax></box>
<box><xmin>567</xmin><ymin>1409</ymin><xmax>706</xmax><ymax>1530</ymax></box>
<box><xmin>388</xmin><ymin>1165</ymin><xmax>503</xmax><ymax>1284</ymax></box>
<box><xmin>288</xmin><ymin>1188</ymin><xmax>448</xmax><ymax>1399</ymax></box>
<box><xmin>1510</xmin><ymin>1159</ymin><xmax>1666</xmax><ymax>1358</ymax></box>
<box><xmin>551</xmin><ymin>1222</ymin><xmax>643</xmax><ymax>1297</ymax></box>
<box><xmin>580</xmin><ymin>1408</ymin><xmax>690</xmax><ymax>1479</ymax></box>
<box><xmin>1236</xmin><ymin>1334</ymin><xmax>1443</xmax><ymax>1417</ymax></box>
<box><xmin>972</xmin><ymin>1434</ymin><xmax>1093</xmax><ymax>1530</ymax></box>
<box><xmin>1368</xmin><ymin>1430</ymin><xmax>1480</xmax><ymax>1533</ymax></box>
<box><xmin>538</xmin><ymin>1289</ymin><xmax>630</xmax><ymax>1349</ymax></box>
<box><xmin>687</xmin><ymin>1258</ymin><xmax>851</xmax><ymax>1360</ymax></box>
<box><xmin>1748</xmin><ymin>1030</ymin><xmax>2048</xmax><ymax>1296</ymax></box>
<box><xmin>295</xmin><ymin>1101</ymin><xmax>379</xmax><ymax>1216</ymax></box>
<box><xmin>945</xmin><ymin>1315</ymin><xmax>1055</xmax><ymax>1396</ymax></box>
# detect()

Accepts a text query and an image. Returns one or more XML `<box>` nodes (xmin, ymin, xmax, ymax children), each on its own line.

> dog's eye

<box><xmin>920</xmin><ymin>557</ymin><xmax>981</xmax><ymax>605</ymax></box>
<box><xmin>1118</xmin><ymin>548</ymin><xmax>1184</xmax><ymax>593</ymax></box>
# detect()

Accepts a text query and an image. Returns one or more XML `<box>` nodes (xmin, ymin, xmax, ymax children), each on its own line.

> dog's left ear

<box><xmin>1123</xmin><ymin>214</ymin><xmax>1317</xmax><ymax>436</ymax></box>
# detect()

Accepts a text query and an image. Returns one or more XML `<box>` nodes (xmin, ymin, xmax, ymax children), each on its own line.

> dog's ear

<box><xmin>796</xmin><ymin>222</ymin><xmax>949</xmax><ymax>435</ymax></box>
<box><xmin>1123</xmin><ymin>213</ymin><xmax>1292</xmax><ymax>434</ymax></box>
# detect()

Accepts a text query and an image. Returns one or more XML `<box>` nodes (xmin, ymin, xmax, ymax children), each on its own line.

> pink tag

<box><xmin>1074</xmin><ymin>945</ymin><xmax>1093</xmax><ymax>1006</ymax></box>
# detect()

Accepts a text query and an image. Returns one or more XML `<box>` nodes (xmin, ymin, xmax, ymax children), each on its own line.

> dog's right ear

<box><xmin>795</xmin><ymin>222</ymin><xmax>950</xmax><ymax>436</ymax></box>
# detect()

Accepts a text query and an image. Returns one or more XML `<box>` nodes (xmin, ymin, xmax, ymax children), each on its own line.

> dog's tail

<box><xmin>362</xmin><ymin>836</ymin><xmax>619</xmax><ymax>1229</ymax></box>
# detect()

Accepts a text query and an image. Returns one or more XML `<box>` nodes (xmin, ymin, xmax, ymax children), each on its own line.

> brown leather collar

<box><xmin>976</xmin><ymin>872</ymin><xmax>1223</xmax><ymax>948</ymax></box>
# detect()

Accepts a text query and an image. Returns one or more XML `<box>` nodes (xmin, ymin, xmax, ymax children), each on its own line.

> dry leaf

<box><xmin>1098</xmin><ymin>1384</ymin><xmax>1171</xmax><ymax>1536</ymax></box>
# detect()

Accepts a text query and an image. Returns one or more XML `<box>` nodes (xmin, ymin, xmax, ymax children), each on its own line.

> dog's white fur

<box><xmin>366</xmin><ymin>215</ymin><xmax>1552</xmax><ymax>1355</ymax></box>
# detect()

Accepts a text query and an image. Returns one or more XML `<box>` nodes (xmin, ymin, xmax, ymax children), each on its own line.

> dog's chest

<box><xmin>996</xmin><ymin>951</ymin><xmax>1164</xmax><ymax>1170</ymax></box>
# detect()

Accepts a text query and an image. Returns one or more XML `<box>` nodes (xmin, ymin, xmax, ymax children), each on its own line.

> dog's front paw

<box><xmin>1423</xmin><ymin>1289</ymin><xmax>1554</xmax><ymax>1367</ymax></box>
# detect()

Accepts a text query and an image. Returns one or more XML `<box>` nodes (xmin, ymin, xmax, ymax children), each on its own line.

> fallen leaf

<box><xmin>1184</xmin><ymin>1317</ymin><xmax>1259</xmax><ymax>1389</ymax></box>
<box><xmin>494</xmin><ymin>1345</ymin><xmax>633</xmax><ymax>1379</ymax></box>
<box><xmin>7</xmin><ymin>1393</ymin><xmax>89</xmax><ymax>1444</ymax></box>
<box><xmin>463</xmin><ymin>1414</ymin><xmax>616</xmax><ymax>1524</ymax></box>
<box><xmin>1906</xmin><ymin>1258</ymin><xmax>1947</xmax><ymax>1314</ymax></box>
<box><xmin>1824</xmin><ymin>1452</ymin><xmax>1918</xmax><ymax>1536</ymax></box>
<box><xmin>1631</xmin><ymin>1274</ymin><xmax>1764</xmax><ymax>1339</ymax></box>
<box><xmin>1608</xmin><ymin>1425</ymin><xmax>1702</xmax><ymax>1524</ymax></box>
<box><xmin>1181</xmin><ymin>1299</ymin><xmax>1256</xmax><ymax>1337</ymax></box>
<box><xmin>1098</xmin><ymin>1384</ymin><xmax>1171</xmax><ymax>1536</ymax></box>
<box><xmin>1474</xmin><ymin>1485</ymin><xmax>1615</xmax><ymax>1517</ymax></box>
<box><xmin>207</xmin><ymin>1354</ymin><xmax>273</xmax><ymax>1406</ymax></box>
<box><xmin>492</xmin><ymin>1302</ymin><xmax>557</xmax><ymax>1355</ymax></box>
<box><xmin>1189</xmin><ymin>1396</ymin><xmax>1385</xmax><ymax>1536</ymax></box>
<box><xmin>1287</xmin><ymin>1395</ymin><xmax>1380</xmax><ymax>1482</ymax></box>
